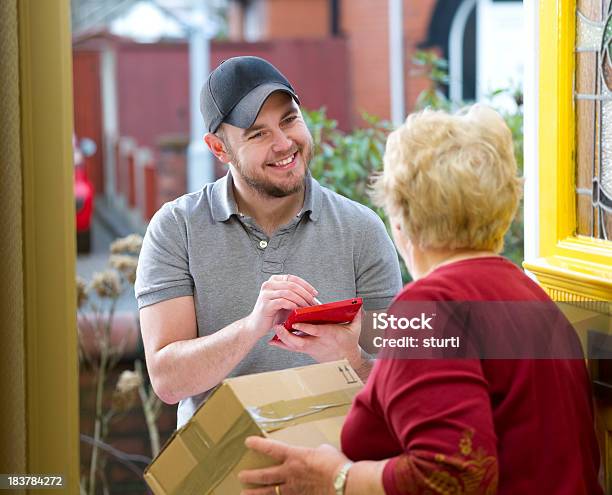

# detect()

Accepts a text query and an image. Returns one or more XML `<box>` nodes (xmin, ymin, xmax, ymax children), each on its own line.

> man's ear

<box><xmin>204</xmin><ymin>133</ymin><xmax>231</xmax><ymax>164</ymax></box>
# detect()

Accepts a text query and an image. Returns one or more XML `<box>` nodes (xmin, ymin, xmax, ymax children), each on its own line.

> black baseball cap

<box><xmin>200</xmin><ymin>56</ymin><xmax>300</xmax><ymax>133</ymax></box>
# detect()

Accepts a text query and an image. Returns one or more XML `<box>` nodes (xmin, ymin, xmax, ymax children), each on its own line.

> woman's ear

<box><xmin>204</xmin><ymin>133</ymin><xmax>231</xmax><ymax>164</ymax></box>
<box><xmin>390</xmin><ymin>219</ymin><xmax>404</xmax><ymax>240</ymax></box>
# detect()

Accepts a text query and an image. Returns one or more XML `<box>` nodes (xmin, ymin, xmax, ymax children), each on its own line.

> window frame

<box><xmin>523</xmin><ymin>0</ymin><xmax>612</xmax><ymax>305</ymax></box>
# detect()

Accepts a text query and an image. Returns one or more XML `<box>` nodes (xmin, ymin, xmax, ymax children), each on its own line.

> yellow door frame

<box><xmin>523</xmin><ymin>0</ymin><xmax>612</xmax><ymax>308</ymax></box>
<box><xmin>19</xmin><ymin>0</ymin><xmax>79</xmax><ymax>491</ymax></box>
<box><xmin>522</xmin><ymin>1</ymin><xmax>612</xmax><ymax>488</ymax></box>
<box><xmin>11</xmin><ymin>0</ymin><xmax>612</xmax><ymax>491</ymax></box>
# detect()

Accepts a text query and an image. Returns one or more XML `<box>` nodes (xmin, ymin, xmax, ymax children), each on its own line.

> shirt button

<box><xmin>259</xmin><ymin>240</ymin><xmax>268</xmax><ymax>249</ymax></box>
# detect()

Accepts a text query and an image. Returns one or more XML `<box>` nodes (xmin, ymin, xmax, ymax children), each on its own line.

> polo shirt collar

<box><xmin>302</xmin><ymin>171</ymin><xmax>321</xmax><ymax>222</ymax></box>
<box><xmin>210</xmin><ymin>172</ymin><xmax>238</xmax><ymax>222</ymax></box>
<box><xmin>210</xmin><ymin>170</ymin><xmax>322</xmax><ymax>222</ymax></box>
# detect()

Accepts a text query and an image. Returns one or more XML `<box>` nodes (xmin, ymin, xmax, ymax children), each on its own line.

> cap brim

<box><xmin>223</xmin><ymin>82</ymin><xmax>300</xmax><ymax>130</ymax></box>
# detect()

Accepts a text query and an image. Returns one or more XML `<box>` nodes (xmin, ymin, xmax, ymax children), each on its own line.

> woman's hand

<box><xmin>238</xmin><ymin>436</ymin><xmax>349</xmax><ymax>495</ymax></box>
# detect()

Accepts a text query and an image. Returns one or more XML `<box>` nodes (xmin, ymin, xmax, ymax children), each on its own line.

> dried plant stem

<box><xmin>135</xmin><ymin>360</ymin><xmax>162</xmax><ymax>457</ymax></box>
<box><xmin>77</xmin><ymin>236</ymin><xmax>144</xmax><ymax>494</ymax></box>
<box><xmin>87</xmin><ymin>300</ymin><xmax>116</xmax><ymax>495</ymax></box>
<box><xmin>101</xmin><ymin>469</ymin><xmax>110</xmax><ymax>495</ymax></box>
<box><xmin>88</xmin><ymin>340</ymin><xmax>107</xmax><ymax>495</ymax></box>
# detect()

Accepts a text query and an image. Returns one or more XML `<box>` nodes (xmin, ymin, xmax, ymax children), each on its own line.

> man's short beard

<box><xmin>227</xmin><ymin>135</ymin><xmax>313</xmax><ymax>198</ymax></box>
<box><xmin>241</xmin><ymin>169</ymin><xmax>306</xmax><ymax>198</ymax></box>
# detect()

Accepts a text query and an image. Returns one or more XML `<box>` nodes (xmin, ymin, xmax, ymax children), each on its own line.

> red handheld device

<box><xmin>283</xmin><ymin>297</ymin><xmax>363</xmax><ymax>333</ymax></box>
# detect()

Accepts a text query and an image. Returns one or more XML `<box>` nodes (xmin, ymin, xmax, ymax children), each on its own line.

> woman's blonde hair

<box><xmin>371</xmin><ymin>105</ymin><xmax>522</xmax><ymax>253</ymax></box>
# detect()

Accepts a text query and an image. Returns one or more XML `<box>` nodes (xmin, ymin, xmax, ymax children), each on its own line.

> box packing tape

<box><xmin>174</xmin><ymin>388</ymin><xmax>358</xmax><ymax>494</ymax></box>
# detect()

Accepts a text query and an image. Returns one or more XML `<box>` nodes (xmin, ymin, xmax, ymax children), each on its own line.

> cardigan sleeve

<box><xmin>376</xmin><ymin>357</ymin><xmax>499</xmax><ymax>495</ymax></box>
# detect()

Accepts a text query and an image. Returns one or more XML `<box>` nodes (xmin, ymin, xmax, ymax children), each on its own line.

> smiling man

<box><xmin>135</xmin><ymin>56</ymin><xmax>402</xmax><ymax>428</ymax></box>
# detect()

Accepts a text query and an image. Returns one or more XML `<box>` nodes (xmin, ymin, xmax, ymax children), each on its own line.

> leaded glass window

<box><xmin>575</xmin><ymin>0</ymin><xmax>612</xmax><ymax>239</ymax></box>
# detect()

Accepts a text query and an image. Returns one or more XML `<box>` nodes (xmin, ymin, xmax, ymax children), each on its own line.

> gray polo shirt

<box><xmin>135</xmin><ymin>171</ymin><xmax>402</xmax><ymax>427</ymax></box>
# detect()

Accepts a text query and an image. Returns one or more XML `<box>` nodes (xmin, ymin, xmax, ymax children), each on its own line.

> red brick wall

<box><xmin>403</xmin><ymin>0</ymin><xmax>438</xmax><ymax>111</ymax></box>
<box><xmin>227</xmin><ymin>1</ymin><xmax>245</xmax><ymax>40</ymax></box>
<box><xmin>266</xmin><ymin>0</ymin><xmax>329</xmax><ymax>38</ymax></box>
<box><xmin>116</xmin><ymin>42</ymin><xmax>190</xmax><ymax>149</ymax></box>
<box><xmin>341</xmin><ymin>0</ymin><xmax>391</xmax><ymax>123</ymax></box>
<box><xmin>340</xmin><ymin>0</ymin><xmax>437</xmax><ymax>124</ymax></box>
<box><xmin>112</xmin><ymin>37</ymin><xmax>351</xmax><ymax>149</ymax></box>
<box><xmin>73</xmin><ymin>50</ymin><xmax>105</xmax><ymax>194</ymax></box>
<box><xmin>153</xmin><ymin>139</ymin><xmax>227</xmax><ymax>206</ymax></box>
<box><xmin>226</xmin><ymin>0</ymin><xmax>440</xmax><ymax>124</ymax></box>
<box><xmin>155</xmin><ymin>141</ymin><xmax>188</xmax><ymax>207</ymax></box>
<box><xmin>227</xmin><ymin>0</ymin><xmax>329</xmax><ymax>40</ymax></box>
<box><xmin>107</xmin><ymin>37</ymin><xmax>352</xmax><ymax>210</ymax></box>
<box><xmin>211</xmin><ymin>38</ymin><xmax>352</xmax><ymax>129</ymax></box>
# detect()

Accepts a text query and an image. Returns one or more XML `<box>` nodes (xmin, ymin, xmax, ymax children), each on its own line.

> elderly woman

<box><xmin>239</xmin><ymin>106</ymin><xmax>603</xmax><ymax>495</ymax></box>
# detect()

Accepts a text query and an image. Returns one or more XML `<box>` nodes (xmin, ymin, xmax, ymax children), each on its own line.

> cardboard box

<box><xmin>144</xmin><ymin>360</ymin><xmax>363</xmax><ymax>495</ymax></box>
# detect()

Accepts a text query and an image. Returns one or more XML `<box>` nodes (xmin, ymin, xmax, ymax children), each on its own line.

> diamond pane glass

<box><xmin>575</xmin><ymin>0</ymin><xmax>612</xmax><ymax>240</ymax></box>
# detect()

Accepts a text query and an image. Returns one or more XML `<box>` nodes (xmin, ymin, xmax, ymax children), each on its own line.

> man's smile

<box><xmin>266</xmin><ymin>151</ymin><xmax>298</xmax><ymax>170</ymax></box>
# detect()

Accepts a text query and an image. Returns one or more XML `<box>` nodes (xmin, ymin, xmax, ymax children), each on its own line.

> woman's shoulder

<box><xmin>394</xmin><ymin>256</ymin><xmax>547</xmax><ymax>303</ymax></box>
<box><xmin>392</xmin><ymin>265</ymin><xmax>470</xmax><ymax>302</ymax></box>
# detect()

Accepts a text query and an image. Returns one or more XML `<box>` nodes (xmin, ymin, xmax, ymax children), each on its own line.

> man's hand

<box><xmin>245</xmin><ymin>274</ymin><xmax>319</xmax><ymax>338</ymax></box>
<box><xmin>269</xmin><ymin>310</ymin><xmax>364</xmax><ymax>369</ymax></box>
<box><xmin>239</xmin><ymin>436</ymin><xmax>347</xmax><ymax>495</ymax></box>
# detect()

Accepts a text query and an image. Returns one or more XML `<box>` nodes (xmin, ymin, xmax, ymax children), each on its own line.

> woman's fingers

<box><xmin>238</xmin><ymin>465</ymin><xmax>284</xmax><ymax>485</ymax></box>
<box><xmin>240</xmin><ymin>486</ymin><xmax>282</xmax><ymax>495</ymax></box>
<box><xmin>244</xmin><ymin>436</ymin><xmax>290</xmax><ymax>461</ymax></box>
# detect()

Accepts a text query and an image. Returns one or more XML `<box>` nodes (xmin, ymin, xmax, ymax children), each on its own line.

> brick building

<box><xmin>227</xmin><ymin>0</ymin><xmax>436</xmax><ymax>125</ymax></box>
<box><xmin>226</xmin><ymin>0</ymin><xmax>523</xmax><ymax>125</ymax></box>
<box><xmin>71</xmin><ymin>0</ymin><xmax>523</xmax><ymax>232</ymax></box>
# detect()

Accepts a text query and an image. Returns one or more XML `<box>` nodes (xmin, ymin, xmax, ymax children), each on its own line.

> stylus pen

<box><xmin>313</xmin><ymin>296</ymin><xmax>322</xmax><ymax>305</ymax></box>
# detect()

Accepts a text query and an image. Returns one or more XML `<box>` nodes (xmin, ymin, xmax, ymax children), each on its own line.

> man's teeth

<box><xmin>272</xmin><ymin>153</ymin><xmax>295</xmax><ymax>166</ymax></box>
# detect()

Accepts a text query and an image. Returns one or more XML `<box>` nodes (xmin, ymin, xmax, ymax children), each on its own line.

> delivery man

<box><xmin>135</xmin><ymin>56</ymin><xmax>402</xmax><ymax>427</ymax></box>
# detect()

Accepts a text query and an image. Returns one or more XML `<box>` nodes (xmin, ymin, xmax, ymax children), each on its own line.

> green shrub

<box><xmin>304</xmin><ymin>50</ymin><xmax>525</xmax><ymax>282</ymax></box>
<box><xmin>303</xmin><ymin>108</ymin><xmax>411</xmax><ymax>282</ymax></box>
<box><xmin>411</xmin><ymin>50</ymin><xmax>524</xmax><ymax>266</ymax></box>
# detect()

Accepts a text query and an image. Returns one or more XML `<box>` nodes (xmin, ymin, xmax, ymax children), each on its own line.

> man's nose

<box><xmin>270</xmin><ymin>129</ymin><xmax>292</xmax><ymax>153</ymax></box>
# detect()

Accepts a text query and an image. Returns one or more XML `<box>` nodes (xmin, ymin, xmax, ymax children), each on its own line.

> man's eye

<box><xmin>283</xmin><ymin>116</ymin><xmax>298</xmax><ymax>124</ymax></box>
<box><xmin>248</xmin><ymin>132</ymin><xmax>263</xmax><ymax>140</ymax></box>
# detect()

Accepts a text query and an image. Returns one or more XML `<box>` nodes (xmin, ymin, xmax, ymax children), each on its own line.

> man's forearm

<box><xmin>151</xmin><ymin>317</ymin><xmax>261</xmax><ymax>404</ymax></box>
